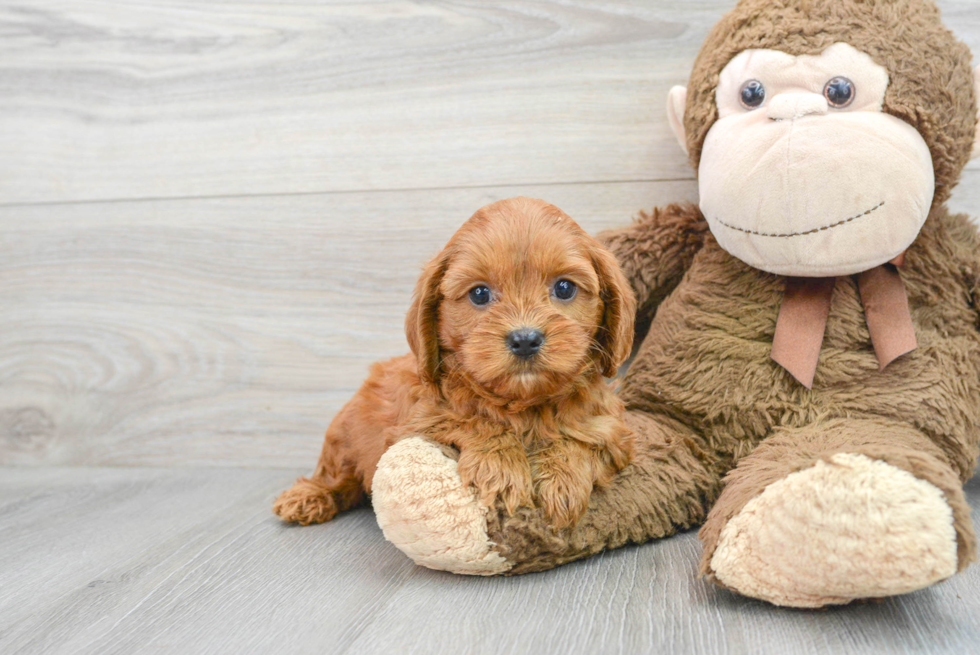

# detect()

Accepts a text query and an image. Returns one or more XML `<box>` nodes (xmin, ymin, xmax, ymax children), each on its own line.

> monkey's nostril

<box><xmin>506</xmin><ymin>328</ymin><xmax>545</xmax><ymax>359</ymax></box>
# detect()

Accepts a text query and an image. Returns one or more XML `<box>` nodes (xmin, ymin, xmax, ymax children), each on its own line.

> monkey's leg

<box><xmin>700</xmin><ymin>417</ymin><xmax>976</xmax><ymax>608</ymax></box>
<box><xmin>273</xmin><ymin>406</ymin><xmax>367</xmax><ymax>526</ymax></box>
<box><xmin>371</xmin><ymin>409</ymin><xmax>723</xmax><ymax>575</ymax></box>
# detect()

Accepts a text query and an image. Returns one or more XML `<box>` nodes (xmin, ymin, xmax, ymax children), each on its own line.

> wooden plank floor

<box><xmin>1</xmin><ymin>468</ymin><xmax>979</xmax><ymax>655</ymax></box>
<box><xmin>2</xmin><ymin>1</ymin><xmax>980</xmax><ymax>653</ymax></box>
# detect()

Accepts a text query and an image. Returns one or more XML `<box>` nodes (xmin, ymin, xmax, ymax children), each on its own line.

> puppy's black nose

<box><xmin>506</xmin><ymin>328</ymin><xmax>544</xmax><ymax>359</ymax></box>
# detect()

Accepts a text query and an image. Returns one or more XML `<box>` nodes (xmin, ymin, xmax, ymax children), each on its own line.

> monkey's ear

<box><xmin>667</xmin><ymin>86</ymin><xmax>689</xmax><ymax>155</ymax></box>
<box><xmin>972</xmin><ymin>66</ymin><xmax>980</xmax><ymax>160</ymax></box>
<box><xmin>405</xmin><ymin>250</ymin><xmax>451</xmax><ymax>385</ymax></box>
<box><xmin>590</xmin><ymin>244</ymin><xmax>637</xmax><ymax>378</ymax></box>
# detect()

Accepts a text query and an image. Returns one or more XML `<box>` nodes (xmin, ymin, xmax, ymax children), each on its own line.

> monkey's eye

<box><xmin>468</xmin><ymin>285</ymin><xmax>491</xmax><ymax>306</ymax></box>
<box><xmin>824</xmin><ymin>77</ymin><xmax>854</xmax><ymax>108</ymax></box>
<box><xmin>553</xmin><ymin>279</ymin><xmax>577</xmax><ymax>301</ymax></box>
<box><xmin>739</xmin><ymin>80</ymin><xmax>766</xmax><ymax>109</ymax></box>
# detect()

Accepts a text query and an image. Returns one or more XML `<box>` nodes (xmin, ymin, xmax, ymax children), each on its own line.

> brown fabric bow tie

<box><xmin>770</xmin><ymin>254</ymin><xmax>917</xmax><ymax>388</ymax></box>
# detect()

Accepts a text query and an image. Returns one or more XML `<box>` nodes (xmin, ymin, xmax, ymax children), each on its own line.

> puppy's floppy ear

<box><xmin>405</xmin><ymin>248</ymin><xmax>452</xmax><ymax>384</ymax></box>
<box><xmin>589</xmin><ymin>243</ymin><xmax>636</xmax><ymax>377</ymax></box>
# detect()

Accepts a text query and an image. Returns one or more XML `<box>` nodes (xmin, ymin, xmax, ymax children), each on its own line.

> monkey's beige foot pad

<box><xmin>372</xmin><ymin>436</ymin><xmax>513</xmax><ymax>576</ymax></box>
<box><xmin>710</xmin><ymin>453</ymin><xmax>958</xmax><ymax>608</ymax></box>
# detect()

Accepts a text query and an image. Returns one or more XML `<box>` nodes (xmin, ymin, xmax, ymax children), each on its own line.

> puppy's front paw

<box><xmin>532</xmin><ymin>441</ymin><xmax>599</xmax><ymax>528</ymax></box>
<box><xmin>457</xmin><ymin>444</ymin><xmax>534</xmax><ymax>515</ymax></box>
<box><xmin>534</xmin><ymin>465</ymin><xmax>593</xmax><ymax>529</ymax></box>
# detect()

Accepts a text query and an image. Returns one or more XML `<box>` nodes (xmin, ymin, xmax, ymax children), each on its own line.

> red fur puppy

<box><xmin>274</xmin><ymin>197</ymin><xmax>636</xmax><ymax>528</ymax></box>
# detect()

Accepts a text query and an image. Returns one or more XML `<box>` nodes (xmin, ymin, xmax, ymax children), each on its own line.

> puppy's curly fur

<box><xmin>274</xmin><ymin>197</ymin><xmax>636</xmax><ymax>528</ymax></box>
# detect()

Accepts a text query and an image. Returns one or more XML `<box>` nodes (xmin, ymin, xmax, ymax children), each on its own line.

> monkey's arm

<box><xmin>596</xmin><ymin>203</ymin><xmax>709</xmax><ymax>327</ymax></box>
<box><xmin>939</xmin><ymin>210</ymin><xmax>980</xmax><ymax>330</ymax></box>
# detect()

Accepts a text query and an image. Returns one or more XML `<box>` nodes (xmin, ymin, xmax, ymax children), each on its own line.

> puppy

<box><xmin>274</xmin><ymin>197</ymin><xmax>636</xmax><ymax>529</ymax></box>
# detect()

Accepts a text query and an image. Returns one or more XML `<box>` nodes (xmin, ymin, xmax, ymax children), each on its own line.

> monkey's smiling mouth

<box><xmin>712</xmin><ymin>201</ymin><xmax>885</xmax><ymax>238</ymax></box>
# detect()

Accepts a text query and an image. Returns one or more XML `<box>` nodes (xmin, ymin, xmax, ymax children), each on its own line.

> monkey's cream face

<box><xmin>697</xmin><ymin>43</ymin><xmax>935</xmax><ymax>277</ymax></box>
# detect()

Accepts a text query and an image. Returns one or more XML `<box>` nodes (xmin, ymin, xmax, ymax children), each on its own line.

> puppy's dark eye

<box><xmin>739</xmin><ymin>80</ymin><xmax>765</xmax><ymax>109</ymax></box>
<box><xmin>553</xmin><ymin>279</ymin><xmax>577</xmax><ymax>301</ymax></box>
<box><xmin>468</xmin><ymin>285</ymin><xmax>491</xmax><ymax>306</ymax></box>
<box><xmin>824</xmin><ymin>77</ymin><xmax>854</xmax><ymax>108</ymax></box>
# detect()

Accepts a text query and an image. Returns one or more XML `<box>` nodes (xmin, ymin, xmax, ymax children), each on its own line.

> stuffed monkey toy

<box><xmin>370</xmin><ymin>0</ymin><xmax>980</xmax><ymax>607</ymax></box>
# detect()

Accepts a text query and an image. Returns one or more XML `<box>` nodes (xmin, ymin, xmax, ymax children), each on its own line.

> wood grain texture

<box><xmin>1</xmin><ymin>1</ymin><xmax>977</xmax><ymax>205</ymax></box>
<box><xmin>2</xmin><ymin>1</ymin><xmax>980</xmax><ymax>652</ymax></box>
<box><xmin>0</xmin><ymin>179</ymin><xmax>702</xmax><ymax>468</ymax></box>
<box><xmin>0</xmin><ymin>467</ymin><xmax>978</xmax><ymax>655</ymax></box>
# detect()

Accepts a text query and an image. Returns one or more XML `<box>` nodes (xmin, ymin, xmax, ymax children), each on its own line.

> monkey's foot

<box><xmin>372</xmin><ymin>436</ymin><xmax>513</xmax><ymax>575</ymax></box>
<box><xmin>709</xmin><ymin>453</ymin><xmax>958</xmax><ymax>607</ymax></box>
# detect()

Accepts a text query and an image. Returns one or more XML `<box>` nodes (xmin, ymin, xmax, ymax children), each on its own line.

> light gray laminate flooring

<box><xmin>2</xmin><ymin>468</ymin><xmax>979</xmax><ymax>655</ymax></box>
<box><xmin>3</xmin><ymin>2</ymin><xmax>980</xmax><ymax>653</ymax></box>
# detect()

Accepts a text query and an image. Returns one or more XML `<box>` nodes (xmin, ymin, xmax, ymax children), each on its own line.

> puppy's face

<box><xmin>406</xmin><ymin>198</ymin><xmax>635</xmax><ymax>400</ymax></box>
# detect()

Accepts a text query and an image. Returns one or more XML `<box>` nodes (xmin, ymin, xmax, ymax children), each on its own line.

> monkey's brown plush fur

<box><xmin>483</xmin><ymin>0</ymin><xmax>980</xmax><ymax>574</ymax></box>
<box><xmin>369</xmin><ymin>0</ymin><xmax>980</xmax><ymax>606</ymax></box>
<box><xmin>483</xmin><ymin>203</ymin><xmax>980</xmax><ymax>575</ymax></box>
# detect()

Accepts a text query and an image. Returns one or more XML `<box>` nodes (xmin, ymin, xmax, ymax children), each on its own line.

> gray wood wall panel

<box><xmin>2</xmin><ymin>1</ymin><xmax>978</xmax><ymax>206</ymax></box>
<box><xmin>3</xmin><ymin>1</ymin><xmax>980</xmax><ymax>468</ymax></box>
<box><xmin>0</xmin><ymin>179</ymin><xmax>700</xmax><ymax>468</ymax></box>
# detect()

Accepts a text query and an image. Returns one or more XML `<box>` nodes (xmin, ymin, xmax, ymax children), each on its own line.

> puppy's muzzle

<box><xmin>506</xmin><ymin>328</ymin><xmax>544</xmax><ymax>360</ymax></box>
